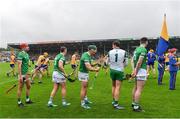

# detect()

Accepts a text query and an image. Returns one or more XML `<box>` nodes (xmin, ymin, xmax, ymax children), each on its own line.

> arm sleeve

<box><xmin>59</xmin><ymin>57</ymin><xmax>65</xmax><ymax>63</ymax></box>
<box><xmin>17</xmin><ymin>53</ymin><xmax>23</xmax><ymax>60</ymax></box>
<box><xmin>153</xmin><ymin>54</ymin><xmax>157</xmax><ymax>61</ymax></box>
<box><xmin>106</xmin><ymin>52</ymin><xmax>110</xmax><ymax>65</ymax></box>
<box><xmin>124</xmin><ymin>51</ymin><xmax>128</xmax><ymax>67</ymax></box>
<box><xmin>140</xmin><ymin>50</ymin><xmax>146</xmax><ymax>58</ymax></box>
<box><xmin>84</xmin><ymin>56</ymin><xmax>90</xmax><ymax>63</ymax></box>
<box><xmin>169</xmin><ymin>57</ymin><xmax>176</xmax><ymax>66</ymax></box>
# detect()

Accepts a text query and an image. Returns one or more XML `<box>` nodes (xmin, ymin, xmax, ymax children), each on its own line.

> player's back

<box><xmin>71</xmin><ymin>54</ymin><xmax>76</xmax><ymax>65</ymax></box>
<box><xmin>147</xmin><ymin>52</ymin><xmax>156</xmax><ymax>62</ymax></box>
<box><xmin>54</xmin><ymin>53</ymin><xmax>65</xmax><ymax>72</ymax></box>
<box><xmin>10</xmin><ymin>55</ymin><xmax>15</xmax><ymax>64</ymax></box>
<box><xmin>133</xmin><ymin>46</ymin><xmax>147</xmax><ymax>69</ymax></box>
<box><xmin>165</xmin><ymin>53</ymin><xmax>169</xmax><ymax>62</ymax></box>
<box><xmin>108</xmin><ymin>49</ymin><xmax>127</xmax><ymax>71</ymax></box>
<box><xmin>44</xmin><ymin>58</ymin><xmax>49</xmax><ymax>65</ymax></box>
<box><xmin>36</xmin><ymin>55</ymin><xmax>45</xmax><ymax>66</ymax></box>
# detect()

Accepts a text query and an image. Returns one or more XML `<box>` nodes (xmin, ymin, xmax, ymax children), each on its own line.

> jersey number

<box><xmin>115</xmin><ymin>54</ymin><xmax>118</xmax><ymax>62</ymax></box>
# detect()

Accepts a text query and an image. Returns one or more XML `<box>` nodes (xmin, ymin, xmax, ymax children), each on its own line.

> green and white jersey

<box><xmin>79</xmin><ymin>52</ymin><xmax>92</xmax><ymax>73</ymax></box>
<box><xmin>108</xmin><ymin>48</ymin><xmax>128</xmax><ymax>71</ymax></box>
<box><xmin>53</xmin><ymin>53</ymin><xmax>65</xmax><ymax>73</ymax></box>
<box><xmin>17</xmin><ymin>51</ymin><xmax>30</xmax><ymax>75</ymax></box>
<box><xmin>133</xmin><ymin>46</ymin><xmax>147</xmax><ymax>70</ymax></box>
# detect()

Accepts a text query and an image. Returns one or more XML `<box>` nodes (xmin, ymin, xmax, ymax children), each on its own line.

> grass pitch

<box><xmin>0</xmin><ymin>62</ymin><xmax>180</xmax><ymax>118</ymax></box>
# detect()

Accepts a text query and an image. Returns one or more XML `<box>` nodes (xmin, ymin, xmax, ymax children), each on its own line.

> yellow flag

<box><xmin>161</xmin><ymin>14</ymin><xmax>169</xmax><ymax>41</ymax></box>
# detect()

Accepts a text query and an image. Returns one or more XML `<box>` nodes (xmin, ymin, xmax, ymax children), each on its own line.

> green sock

<box><xmin>132</xmin><ymin>102</ymin><xmax>136</xmax><ymax>105</ymax></box>
<box><xmin>18</xmin><ymin>98</ymin><xmax>22</xmax><ymax>104</ymax></box>
<box><xmin>26</xmin><ymin>96</ymin><xmax>30</xmax><ymax>101</ymax></box>
<box><xmin>49</xmin><ymin>97</ymin><xmax>53</xmax><ymax>102</ymax></box>
<box><xmin>133</xmin><ymin>102</ymin><xmax>140</xmax><ymax>109</ymax></box>
<box><xmin>134</xmin><ymin>102</ymin><xmax>139</xmax><ymax>106</ymax></box>
<box><xmin>114</xmin><ymin>100</ymin><xmax>118</xmax><ymax>106</ymax></box>
<box><xmin>81</xmin><ymin>100</ymin><xmax>85</xmax><ymax>105</ymax></box>
<box><xmin>18</xmin><ymin>98</ymin><xmax>21</xmax><ymax>101</ymax></box>
<box><xmin>62</xmin><ymin>97</ymin><xmax>66</xmax><ymax>102</ymax></box>
<box><xmin>84</xmin><ymin>96</ymin><xmax>88</xmax><ymax>101</ymax></box>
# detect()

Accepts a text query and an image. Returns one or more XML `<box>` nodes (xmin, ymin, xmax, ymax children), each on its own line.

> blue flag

<box><xmin>156</xmin><ymin>14</ymin><xmax>169</xmax><ymax>56</ymax></box>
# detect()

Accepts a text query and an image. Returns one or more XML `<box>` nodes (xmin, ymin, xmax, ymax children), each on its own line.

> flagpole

<box><xmin>163</xmin><ymin>14</ymin><xmax>166</xmax><ymax>23</ymax></box>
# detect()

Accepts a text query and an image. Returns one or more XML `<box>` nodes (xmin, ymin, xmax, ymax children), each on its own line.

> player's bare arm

<box><xmin>58</xmin><ymin>60</ymin><xmax>67</xmax><ymax>76</ymax></box>
<box><xmin>17</xmin><ymin>60</ymin><xmax>23</xmax><ymax>83</ymax></box>
<box><xmin>85</xmin><ymin>62</ymin><xmax>100</xmax><ymax>72</ymax></box>
<box><xmin>132</xmin><ymin>56</ymin><xmax>144</xmax><ymax>77</ymax></box>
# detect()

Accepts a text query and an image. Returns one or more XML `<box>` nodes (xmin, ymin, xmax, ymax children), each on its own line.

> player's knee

<box><xmin>82</xmin><ymin>84</ymin><xmax>87</xmax><ymax>89</ymax></box>
<box><xmin>26</xmin><ymin>85</ymin><xmax>31</xmax><ymax>90</ymax></box>
<box><xmin>61</xmin><ymin>83</ymin><xmax>66</xmax><ymax>89</ymax></box>
<box><xmin>18</xmin><ymin>84</ymin><xmax>23</xmax><ymax>90</ymax></box>
<box><xmin>135</xmin><ymin>90</ymin><xmax>142</xmax><ymax>96</ymax></box>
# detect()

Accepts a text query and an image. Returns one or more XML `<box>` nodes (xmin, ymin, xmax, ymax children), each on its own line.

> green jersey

<box><xmin>54</xmin><ymin>53</ymin><xmax>65</xmax><ymax>73</ymax></box>
<box><xmin>79</xmin><ymin>52</ymin><xmax>92</xmax><ymax>73</ymax></box>
<box><xmin>17</xmin><ymin>51</ymin><xmax>30</xmax><ymax>75</ymax></box>
<box><xmin>133</xmin><ymin>46</ymin><xmax>147</xmax><ymax>70</ymax></box>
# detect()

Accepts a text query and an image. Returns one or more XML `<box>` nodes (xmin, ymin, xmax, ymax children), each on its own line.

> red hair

<box><xmin>20</xmin><ymin>43</ymin><xmax>28</xmax><ymax>49</ymax></box>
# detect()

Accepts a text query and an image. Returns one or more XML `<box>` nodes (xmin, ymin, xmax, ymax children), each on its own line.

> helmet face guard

<box><xmin>67</xmin><ymin>75</ymin><xmax>76</xmax><ymax>82</ymax></box>
<box><xmin>44</xmin><ymin>52</ymin><xmax>48</xmax><ymax>57</ymax></box>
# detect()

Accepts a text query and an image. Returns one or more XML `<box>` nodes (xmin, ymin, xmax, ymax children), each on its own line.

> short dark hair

<box><xmin>140</xmin><ymin>37</ymin><xmax>148</xmax><ymax>44</ymax></box>
<box><xmin>60</xmin><ymin>46</ymin><xmax>67</xmax><ymax>52</ymax></box>
<box><xmin>88</xmin><ymin>45</ymin><xmax>97</xmax><ymax>51</ymax></box>
<box><xmin>113</xmin><ymin>40</ymin><xmax>120</xmax><ymax>47</ymax></box>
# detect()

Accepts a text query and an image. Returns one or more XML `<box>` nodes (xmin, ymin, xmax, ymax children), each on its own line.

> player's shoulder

<box><xmin>39</xmin><ymin>55</ymin><xmax>45</xmax><ymax>59</ymax></box>
<box><xmin>108</xmin><ymin>49</ymin><xmax>114</xmax><ymax>53</ymax></box>
<box><xmin>55</xmin><ymin>53</ymin><xmax>60</xmax><ymax>58</ymax></box>
<box><xmin>71</xmin><ymin>55</ymin><xmax>75</xmax><ymax>58</ymax></box>
<box><xmin>82</xmin><ymin>52</ymin><xmax>89</xmax><ymax>57</ymax></box>
<box><xmin>109</xmin><ymin>49</ymin><xmax>122</xmax><ymax>53</ymax></box>
<box><xmin>119</xmin><ymin>49</ymin><xmax>126</xmax><ymax>53</ymax></box>
<box><xmin>18</xmin><ymin>51</ymin><xmax>24</xmax><ymax>56</ymax></box>
<box><xmin>137</xmin><ymin>46</ymin><xmax>147</xmax><ymax>52</ymax></box>
<box><xmin>46</xmin><ymin>57</ymin><xmax>50</xmax><ymax>60</ymax></box>
<box><xmin>169</xmin><ymin>55</ymin><xmax>174</xmax><ymax>59</ymax></box>
<box><xmin>72</xmin><ymin>54</ymin><xmax>76</xmax><ymax>57</ymax></box>
<box><xmin>11</xmin><ymin>55</ymin><xmax>15</xmax><ymax>58</ymax></box>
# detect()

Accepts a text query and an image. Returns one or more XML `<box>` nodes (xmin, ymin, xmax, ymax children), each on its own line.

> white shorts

<box><xmin>78</xmin><ymin>72</ymin><xmax>89</xmax><ymax>82</ymax></box>
<box><xmin>52</xmin><ymin>71</ymin><xmax>66</xmax><ymax>84</ymax></box>
<box><xmin>18</xmin><ymin>75</ymin><xmax>30</xmax><ymax>82</ymax></box>
<box><xmin>136</xmin><ymin>68</ymin><xmax>147</xmax><ymax>81</ymax></box>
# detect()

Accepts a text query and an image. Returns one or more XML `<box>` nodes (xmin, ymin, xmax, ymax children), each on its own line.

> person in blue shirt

<box><xmin>169</xmin><ymin>48</ymin><xmax>180</xmax><ymax>90</ymax></box>
<box><xmin>147</xmin><ymin>49</ymin><xmax>156</xmax><ymax>78</ymax></box>
<box><xmin>157</xmin><ymin>55</ymin><xmax>165</xmax><ymax>85</ymax></box>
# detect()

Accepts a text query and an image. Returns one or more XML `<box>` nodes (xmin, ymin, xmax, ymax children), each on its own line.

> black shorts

<box><xmin>10</xmin><ymin>64</ymin><xmax>15</xmax><ymax>68</ymax></box>
<box><xmin>35</xmin><ymin>65</ymin><xmax>43</xmax><ymax>70</ymax></box>
<box><xmin>42</xmin><ymin>64</ymin><xmax>48</xmax><ymax>70</ymax></box>
<box><xmin>103</xmin><ymin>62</ymin><xmax>108</xmax><ymax>68</ymax></box>
<box><xmin>71</xmin><ymin>64</ymin><xmax>77</xmax><ymax>69</ymax></box>
<box><xmin>166</xmin><ymin>62</ymin><xmax>169</xmax><ymax>66</ymax></box>
<box><xmin>147</xmin><ymin>62</ymin><xmax>155</xmax><ymax>66</ymax></box>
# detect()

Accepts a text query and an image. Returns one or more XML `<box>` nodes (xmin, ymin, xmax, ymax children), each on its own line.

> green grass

<box><xmin>0</xmin><ymin>62</ymin><xmax>180</xmax><ymax>118</ymax></box>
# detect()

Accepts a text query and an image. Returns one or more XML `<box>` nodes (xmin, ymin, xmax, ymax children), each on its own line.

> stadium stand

<box><xmin>7</xmin><ymin>36</ymin><xmax>180</xmax><ymax>60</ymax></box>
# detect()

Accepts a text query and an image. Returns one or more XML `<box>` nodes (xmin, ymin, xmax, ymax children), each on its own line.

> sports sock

<box><xmin>84</xmin><ymin>96</ymin><xmax>88</xmax><ymax>101</ymax></box>
<box><xmin>114</xmin><ymin>100</ymin><xmax>118</xmax><ymax>106</ymax></box>
<box><xmin>132</xmin><ymin>102</ymin><xmax>136</xmax><ymax>106</ymax></box>
<box><xmin>26</xmin><ymin>96</ymin><xmax>30</xmax><ymax>102</ymax></box>
<box><xmin>113</xmin><ymin>98</ymin><xmax>115</xmax><ymax>102</ymax></box>
<box><xmin>49</xmin><ymin>97</ymin><xmax>53</xmax><ymax>102</ymax></box>
<box><xmin>81</xmin><ymin>100</ymin><xmax>85</xmax><ymax>105</ymax></box>
<box><xmin>62</xmin><ymin>97</ymin><xmax>66</xmax><ymax>103</ymax></box>
<box><xmin>133</xmin><ymin>102</ymin><xmax>140</xmax><ymax>109</ymax></box>
<box><xmin>18</xmin><ymin>98</ymin><xmax>22</xmax><ymax>104</ymax></box>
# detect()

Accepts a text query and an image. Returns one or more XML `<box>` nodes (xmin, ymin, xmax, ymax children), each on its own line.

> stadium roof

<box><xmin>8</xmin><ymin>36</ymin><xmax>179</xmax><ymax>46</ymax></box>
